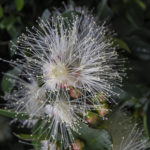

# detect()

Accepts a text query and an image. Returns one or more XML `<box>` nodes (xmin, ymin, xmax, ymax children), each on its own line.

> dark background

<box><xmin>0</xmin><ymin>0</ymin><xmax>150</xmax><ymax>150</ymax></box>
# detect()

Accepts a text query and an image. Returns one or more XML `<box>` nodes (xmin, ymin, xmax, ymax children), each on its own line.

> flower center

<box><xmin>50</xmin><ymin>63</ymin><xmax>68</xmax><ymax>80</ymax></box>
<box><xmin>43</xmin><ymin>61</ymin><xmax>80</xmax><ymax>90</ymax></box>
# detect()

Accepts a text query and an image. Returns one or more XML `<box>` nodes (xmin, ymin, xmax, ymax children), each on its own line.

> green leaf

<box><xmin>1</xmin><ymin>67</ymin><xmax>22</xmax><ymax>94</ymax></box>
<box><xmin>144</xmin><ymin>102</ymin><xmax>150</xmax><ymax>138</ymax></box>
<box><xmin>7</xmin><ymin>25</ymin><xmax>18</xmax><ymax>38</ymax></box>
<box><xmin>0</xmin><ymin>15</ymin><xmax>20</xmax><ymax>38</ymax></box>
<box><xmin>113</xmin><ymin>37</ymin><xmax>130</xmax><ymax>53</ymax></box>
<box><xmin>32</xmin><ymin>140</ymin><xmax>41</xmax><ymax>150</ymax></box>
<box><xmin>76</xmin><ymin>123</ymin><xmax>112</xmax><ymax>150</ymax></box>
<box><xmin>0</xmin><ymin>5</ymin><xmax>3</xmax><ymax>18</ymax></box>
<box><xmin>97</xmin><ymin>0</ymin><xmax>113</xmax><ymax>20</ymax></box>
<box><xmin>0</xmin><ymin>109</ymin><xmax>29</xmax><ymax>120</ymax></box>
<box><xmin>97</xmin><ymin>0</ymin><xmax>107</xmax><ymax>18</ymax></box>
<box><xmin>14</xmin><ymin>133</ymin><xmax>38</xmax><ymax>141</ymax></box>
<box><xmin>0</xmin><ymin>16</ymin><xmax>15</xmax><ymax>29</ymax></box>
<box><xmin>135</xmin><ymin>0</ymin><xmax>146</xmax><ymax>10</ymax></box>
<box><xmin>14</xmin><ymin>133</ymin><xmax>41</xmax><ymax>150</ymax></box>
<box><xmin>31</xmin><ymin>120</ymin><xmax>50</xmax><ymax>141</ymax></box>
<box><xmin>15</xmin><ymin>0</ymin><xmax>24</xmax><ymax>11</ymax></box>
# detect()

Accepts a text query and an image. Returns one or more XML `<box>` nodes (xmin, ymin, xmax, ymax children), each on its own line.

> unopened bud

<box><xmin>69</xmin><ymin>88</ymin><xmax>81</xmax><ymax>98</ymax></box>
<box><xmin>72</xmin><ymin>139</ymin><xmax>84</xmax><ymax>150</ymax></box>
<box><xmin>86</xmin><ymin>111</ymin><xmax>99</xmax><ymax>125</ymax></box>
<box><xmin>98</xmin><ymin>103</ymin><xmax>109</xmax><ymax>117</ymax></box>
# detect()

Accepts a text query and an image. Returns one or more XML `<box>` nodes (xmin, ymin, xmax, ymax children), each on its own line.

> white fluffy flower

<box><xmin>7</xmin><ymin>78</ymin><xmax>44</xmax><ymax>115</ymax></box>
<box><xmin>12</xmin><ymin>12</ymin><xmax>125</xmax><ymax>106</ymax></box>
<box><xmin>4</xmin><ymin>75</ymin><xmax>84</xmax><ymax>148</ymax></box>
<box><xmin>33</xmin><ymin>97</ymin><xmax>87</xmax><ymax>149</ymax></box>
<box><xmin>4</xmin><ymin>75</ymin><xmax>45</xmax><ymax>127</ymax></box>
<box><xmin>44</xmin><ymin>100</ymin><xmax>78</xmax><ymax>128</ymax></box>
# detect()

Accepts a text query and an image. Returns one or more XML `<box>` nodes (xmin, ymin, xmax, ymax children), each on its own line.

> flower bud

<box><xmin>86</xmin><ymin>111</ymin><xmax>99</xmax><ymax>125</ymax></box>
<box><xmin>98</xmin><ymin>103</ymin><xmax>109</xmax><ymax>117</ymax></box>
<box><xmin>69</xmin><ymin>88</ymin><xmax>81</xmax><ymax>98</ymax></box>
<box><xmin>72</xmin><ymin>139</ymin><xmax>84</xmax><ymax>150</ymax></box>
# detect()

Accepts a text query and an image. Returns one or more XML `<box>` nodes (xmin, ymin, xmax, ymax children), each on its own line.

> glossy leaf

<box><xmin>135</xmin><ymin>0</ymin><xmax>146</xmax><ymax>10</ymax></box>
<box><xmin>0</xmin><ymin>109</ymin><xmax>29</xmax><ymax>120</ymax></box>
<box><xmin>1</xmin><ymin>67</ymin><xmax>22</xmax><ymax>94</ymax></box>
<box><xmin>113</xmin><ymin>37</ymin><xmax>130</xmax><ymax>53</ymax></box>
<box><xmin>76</xmin><ymin>123</ymin><xmax>112</xmax><ymax>150</ymax></box>
<box><xmin>0</xmin><ymin>16</ymin><xmax>15</xmax><ymax>29</ymax></box>
<box><xmin>14</xmin><ymin>133</ymin><xmax>41</xmax><ymax>150</ymax></box>
<box><xmin>14</xmin><ymin>133</ymin><xmax>43</xmax><ymax>141</ymax></box>
<box><xmin>15</xmin><ymin>0</ymin><xmax>24</xmax><ymax>11</ymax></box>
<box><xmin>31</xmin><ymin>120</ymin><xmax>51</xmax><ymax>141</ymax></box>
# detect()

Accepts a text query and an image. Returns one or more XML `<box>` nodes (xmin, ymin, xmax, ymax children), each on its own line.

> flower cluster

<box><xmin>3</xmin><ymin>8</ymin><xmax>126</xmax><ymax>149</ymax></box>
